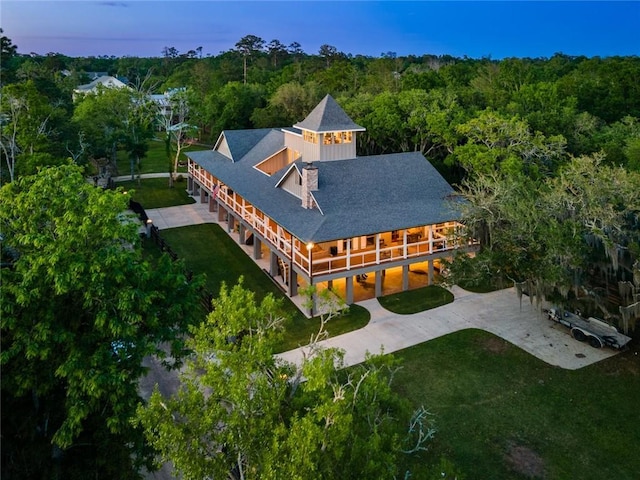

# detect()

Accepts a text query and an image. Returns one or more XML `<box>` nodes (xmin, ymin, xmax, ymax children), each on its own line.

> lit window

<box><xmin>333</xmin><ymin>132</ymin><xmax>342</xmax><ymax>144</ymax></box>
<box><xmin>344</xmin><ymin>131</ymin><xmax>352</xmax><ymax>143</ymax></box>
<box><xmin>323</xmin><ymin>133</ymin><xmax>332</xmax><ymax>145</ymax></box>
<box><xmin>303</xmin><ymin>131</ymin><xmax>318</xmax><ymax>144</ymax></box>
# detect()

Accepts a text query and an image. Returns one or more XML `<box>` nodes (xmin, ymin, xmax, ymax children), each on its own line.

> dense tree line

<box><xmin>2</xmin><ymin>29</ymin><xmax>640</xmax><ymax>478</ymax></box>
<box><xmin>3</xmin><ymin>32</ymin><xmax>640</xmax><ymax>183</ymax></box>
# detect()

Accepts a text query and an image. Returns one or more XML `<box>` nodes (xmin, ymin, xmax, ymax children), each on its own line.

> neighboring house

<box><xmin>150</xmin><ymin>87</ymin><xmax>186</xmax><ymax>130</ymax></box>
<box><xmin>73</xmin><ymin>75</ymin><xmax>130</xmax><ymax>99</ymax></box>
<box><xmin>186</xmin><ymin>95</ymin><xmax>475</xmax><ymax>309</ymax></box>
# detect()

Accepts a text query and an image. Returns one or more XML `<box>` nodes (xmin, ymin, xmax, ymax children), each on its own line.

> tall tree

<box><xmin>0</xmin><ymin>28</ymin><xmax>19</xmax><ymax>84</ymax></box>
<box><xmin>137</xmin><ymin>281</ymin><xmax>434</xmax><ymax>479</ymax></box>
<box><xmin>162</xmin><ymin>88</ymin><xmax>198</xmax><ymax>185</ymax></box>
<box><xmin>205</xmin><ymin>81</ymin><xmax>266</xmax><ymax>138</ymax></box>
<box><xmin>0</xmin><ymin>164</ymin><xmax>204</xmax><ymax>477</ymax></box>
<box><xmin>447</xmin><ymin>154</ymin><xmax>640</xmax><ymax>323</ymax></box>
<box><xmin>72</xmin><ymin>85</ymin><xmax>133</xmax><ymax>174</ymax></box>
<box><xmin>287</xmin><ymin>42</ymin><xmax>305</xmax><ymax>82</ymax></box>
<box><xmin>319</xmin><ymin>44</ymin><xmax>339</xmax><ymax>68</ymax></box>
<box><xmin>251</xmin><ymin>81</ymin><xmax>320</xmax><ymax>127</ymax></box>
<box><xmin>124</xmin><ymin>90</ymin><xmax>156</xmax><ymax>180</ymax></box>
<box><xmin>0</xmin><ymin>80</ymin><xmax>70</xmax><ymax>182</ymax></box>
<box><xmin>266</xmin><ymin>39</ymin><xmax>287</xmax><ymax>68</ymax></box>
<box><xmin>452</xmin><ymin>109</ymin><xmax>567</xmax><ymax>178</ymax></box>
<box><xmin>235</xmin><ymin>35</ymin><xmax>266</xmax><ymax>84</ymax></box>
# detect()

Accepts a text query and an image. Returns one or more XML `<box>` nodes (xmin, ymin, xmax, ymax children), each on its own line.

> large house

<box><xmin>186</xmin><ymin>95</ymin><xmax>473</xmax><ymax>311</ymax></box>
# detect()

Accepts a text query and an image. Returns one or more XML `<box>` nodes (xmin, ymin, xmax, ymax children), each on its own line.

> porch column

<box><xmin>428</xmin><ymin>260</ymin><xmax>434</xmax><ymax>285</ymax></box>
<box><xmin>200</xmin><ymin>188</ymin><xmax>207</xmax><ymax>204</ymax></box>
<box><xmin>253</xmin><ymin>237</ymin><xmax>262</xmax><ymax>259</ymax></box>
<box><xmin>208</xmin><ymin>195</ymin><xmax>217</xmax><ymax>212</ymax></box>
<box><xmin>375</xmin><ymin>270</ymin><xmax>382</xmax><ymax>297</ymax></box>
<box><xmin>218</xmin><ymin>205</ymin><xmax>226</xmax><ymax>222</ymax></box>
<box><xmin>345</xmin><ymin>276</ymin><xmax>354</xmax><ymax>305</ymax></box>
<box><xmin>308</xmin><ymin>280</ymin><xmax>316</xmax><ymax>317</ymax></box>
<box><xmin>238</xmin><ymin>224</ymin><xmax>246</xmax><ymax>244</ymax></box>
<box><xmin>269</xmin><ymin>251</ymin><xmax>278</xmax><ymax>276</ymax></box>
<box><xmin>289</xmin><ymin>269</ymin><xmax>298</xmax><ymax>297</ymax></box>
<box><xmin>403</xmin><ymin>230</ymin><xmax>408</xmax><ymax>258</ymax></box>
<box><xmin>187</xmin><ymin>176</ymin><xmax>193</xmax><ymax>194</ymax></box>
<box><xmin>428</xmin><ymin>225</ymin><xmax>434</xmax><ymax>254</ymax></box>
<box><xmin>327</xmin><ymin>280</ymin><xmax>333</xmax><ymax>290</ymax></box>
<box><xmin>402</xmin><ymin>264</ymin><xmax>409</xmax><ymax>291</ymax></box>
<box><xmin>228</xmin><ymin>215</ymin><xmax>235</xmax><ymax>233</ymax></box>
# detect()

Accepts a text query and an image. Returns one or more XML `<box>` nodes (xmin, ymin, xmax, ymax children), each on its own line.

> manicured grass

<box><xmin>116</xmin><ymin>138</ymin><xmax>201</xmax><ymax>176</ymax></box>
<box><xmin>275</xmin><ymin>304</ymin><xmax>370</xmax><ymax>353</ymax></box>
<box><xmin>151</xmin><ymin>224</ymin><xmax>369</xmax><ymax>349</ymax></box>
<box><xmin>394</xmin><ymin>329</ymin><xmax>640</xmax><ymax>479</ymax></box>
<box><xmin>378</xmin><ymin>285</ymin><xmax>454</xmax><ymax>314</ymax></box>
<box><xmin>141</xmin><ymin>224</ymin><xmax>640</xmax><ymax>479</ymax></box>
<box><xmin>119</xmin><ymin>177</ymin><xmax>196</xmax><ymax>209</ymax></box>
<box><xmin>158</xmin><ymin>224</ymin><xmax>282</xmax><ymax>302</ymax></box>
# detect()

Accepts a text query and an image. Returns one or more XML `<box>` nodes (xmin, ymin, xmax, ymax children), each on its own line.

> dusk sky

<box><xmin>2</xmin><ymin>1</ymin><xmax>639</xmax><ymax>59</ymax></box>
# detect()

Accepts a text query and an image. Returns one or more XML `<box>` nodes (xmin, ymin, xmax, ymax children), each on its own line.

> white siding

<box><xmin>319</xmin><ymin>142</ymin><xmax>357</xmax><ymax>161</ymax></box>
<box><xmin>302</xmin><ymin>141</ymin><xmax>321</xmax><ymax>162</ymax></box>
<box><xmin>284</xmin><ymin>130</ymin><xmax>304</xmax><ymax>154</ymax></box>
<box><xmin>280</xmin><ymin>171</ymin><xmax>302</xmax><ymax>198</ymax></box>
<box><xmin>215</xmin><ymin>135</ymin><xmax>232</xmax><ymax>159</ymax></box>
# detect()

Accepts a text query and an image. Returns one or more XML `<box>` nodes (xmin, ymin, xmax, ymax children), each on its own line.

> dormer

<box><xmin>284</xmin><ymin>95</ymin><xmax>365</xmax><ymax>162</ymax></box>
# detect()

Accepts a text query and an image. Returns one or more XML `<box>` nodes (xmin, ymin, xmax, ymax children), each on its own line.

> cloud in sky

<box><xmin>2</xmin><ymin>1</ymin><xmax>639</xmax><ymax>58</ymax></box>
<box><xmin>98</xmin><ymin>2</ymin><xmax>129</xmax><ymax>7</ymax></box>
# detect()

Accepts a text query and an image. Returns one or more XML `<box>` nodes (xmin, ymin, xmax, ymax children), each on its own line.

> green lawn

<box><xmin>151</xmin><ymin>224</ymin><xmax>369</xmax><ymax>350</ymax></box>
<box><xmin>143</xmin><ymin>225</ymin><xmax>640</xmax><ymax>479</ymax></box>
<box><xmin>378</xmin><ymin>285</ymin><xmax>454</xmax><ymax>314</ymax></box>
<box><xmin>394</xmin><ymin>329</ymin><xmax>640</xmax><ymax>479</ymax></box>
<box><xmin>116</xmin><ymin>138</ymin><xmax>202</xmax><ymax>176</ymax></box>
<box><xmin>119</xmin><ymin>177</ymin><xmax>196</xmax><ymax>209</ymax></box>
<box><xmin>275</xmin><ymin>304</ymin><xmax>370</xmax><ymax>353</ymax></box>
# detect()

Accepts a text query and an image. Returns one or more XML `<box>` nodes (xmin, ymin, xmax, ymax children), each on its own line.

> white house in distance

<box><xmin>186</xmin><ymin>95</ymin><xmax>475</xmax><ymax>310</ymax></box>
<box><xmin>73</xmin><ymin>76</ymin><xmax>185</xmax><ymax>134</ymax></box>
<box><xmin>73</xmin><ymin>75</ymin><xmax>130</xmax><ymax>98</ymax></box>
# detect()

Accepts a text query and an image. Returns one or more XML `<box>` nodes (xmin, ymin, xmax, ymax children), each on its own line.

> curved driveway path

<box><xmin>135</xmin><ymin>202</ymin><xmax>620</xmax><ymax>371</ymax></box>
<box><xmin>278</xmin><ymin>286</ymin><xmax>619</xmax><ymax>370</ymax></box>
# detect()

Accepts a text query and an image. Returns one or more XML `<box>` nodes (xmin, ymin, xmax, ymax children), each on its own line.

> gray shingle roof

<box><xmin>294</xmin><ymin>94</ymin><xmax>365</xmax><ymax>133</ymax></box>
<box><xmin>221</xmin><ymin>129</ymin><xmax>275</xmax><ymax>162</ymax></box>
<box><xmin>187</xmin><ymin>142</ymin><xmax>461</xmax><ymax>243</ymax></box>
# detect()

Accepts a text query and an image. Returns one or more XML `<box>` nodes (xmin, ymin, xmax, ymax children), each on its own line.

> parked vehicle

<box><xmin>546</xmin><ymin>307</ymin><xmax>632</xmax><ymax>349</ymax></box>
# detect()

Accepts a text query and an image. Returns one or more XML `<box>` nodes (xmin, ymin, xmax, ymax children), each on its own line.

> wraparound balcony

<box><xmin>189</xmin><ymin>162</ymin><xmax>476</xmax><ymax>279</ymax></box>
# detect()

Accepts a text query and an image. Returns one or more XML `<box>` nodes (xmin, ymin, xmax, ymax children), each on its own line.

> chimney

<box><xmin>301</xmin><ymin>162</ymin><xmax>318</xmax><ymax>209</ymax></box>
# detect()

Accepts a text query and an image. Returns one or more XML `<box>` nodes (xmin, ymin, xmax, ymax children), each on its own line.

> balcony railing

<box><xmin>189</xmin><ymin>164</ymin><xmax>475</xmax><ymax>277</ymax></box>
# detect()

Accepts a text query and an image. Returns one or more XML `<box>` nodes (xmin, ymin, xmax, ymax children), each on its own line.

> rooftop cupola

<box><xmin>292</xmin><ymin>94</ymin><xmax>365</xmax><ymax>162</ymax></box>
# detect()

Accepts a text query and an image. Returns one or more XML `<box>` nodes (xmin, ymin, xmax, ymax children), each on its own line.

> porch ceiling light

<box><xmin>306</xmin><ymin>242</ymin><xmax>314</xmax><ymax>251</ymax></box>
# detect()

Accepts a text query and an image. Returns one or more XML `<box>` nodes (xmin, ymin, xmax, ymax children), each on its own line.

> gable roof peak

<box><xmin>294</xmin><ymin>94</ymin><xmax>365</xmax><ymax>133</ymax></box>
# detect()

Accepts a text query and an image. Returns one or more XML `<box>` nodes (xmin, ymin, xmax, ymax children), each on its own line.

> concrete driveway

<box><xmin>278</xmin><ymin>286</ymin><xmax>620</xmax><ymax>370</ymax></box>
<box><xmin>140</xmin><ymin>286</ymin><xmax>622</xmax><ymax>479</ymax></box>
